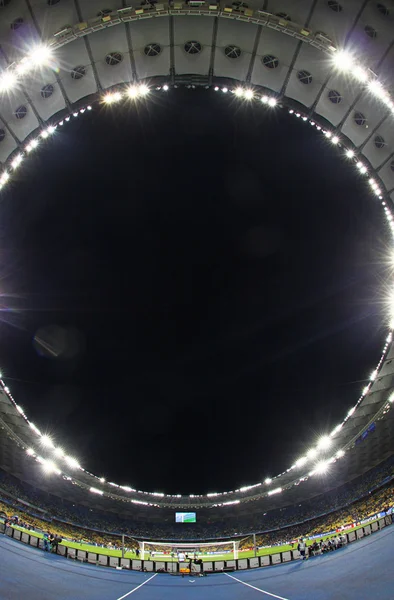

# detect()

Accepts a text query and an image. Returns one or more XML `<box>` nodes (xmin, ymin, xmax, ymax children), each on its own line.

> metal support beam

<box><xmin>208</xmin><ymin>17</ymin><xmax>219</xmax><ymax>85</ymax></box>
<box><xmin>73</xmin><ymin>0</ymin><xmax>102</xmax><ymax>92</ymax></box>
<box><xmin>246</xmin><ymin>25</ymin><xmax>262</xmax><ymax>85</ymax></box>
<box><xmin>169</xmin><ymin>16</ymin><xmax>175</xmax><ymax>85</ymax></box>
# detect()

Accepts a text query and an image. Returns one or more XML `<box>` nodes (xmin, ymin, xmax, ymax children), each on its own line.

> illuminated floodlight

<box><xmin>268</xmin><ymin>97</ymin><xmax>277</xmax><ymax>107</ymax></box>
<box><xmin>121</xmin><ymin>486</ymin><xmax>133</xmax><ymax>492</ymax></box>
<box><xmin>264</xmin><ymin>477</ymin><xmax>272</xmax><ymax>485</ymax></box>
<box><xmin>331</xmin><ymin>136</ymin><xmax>339</xmax><ymax>145</ymax></box>
<box><xmin>99</xmin><ymin>477</ymin><xmax>105</xmax><ymax>483</ymax></box>
<box><xmin>347</xmin><ymin>406</ymin><xmax>356</xmax><ymax>417</ymax></box>
<box><xmin>244</xmin><ymin>89</ymin><xmax>254</xmax><ymax>100</ymax></box>
<box><xmin>11</xmin><ymin>155</ymin><xmax>23</xmax><ymax>170</ymax></box>
<box><xmin>90</xmin><ymin>487</ymin><xmax>104</xmax><ymax>495</ymax></box>
<box><xmin>26</xmin><ymin>139</ymin><xmax>39</xmax><ymax>153</ymax></box>
<box><xmin>73</xmin><ymin>112</ymin><xmax>78</xmax><ymax>118</ymax></box>
<box><xmin>330</xmin><ymin>423</ymin><xmax>343</xmax><ymax>437</ymax></box>
<box><xmin>369</xmin><ymin>178</ymin><xmax>376</xmax><ymax>187</ymax></box>
<box><xmin>314</xmin><ymin>460</ymin><xmax>330</xmax><ymax>475</ymax></box>
<box><xmin>289</xmin><ymin>109</ymin><xmax>294</xmax><ymax>114</ymax></box>
<box><xmin>28</xmin><ymin>44</ymin><xmax>53</xmax><ymax>67</ymax></box>
<box><xmin>26</xmin><ymin>448</ymin><xmax>35</xmax><ymax>456</ymax></box>
<box><xmin>54</xmin><ymin>447</ymin><xmax>64</xmax><ymax>458</ymax></box>
<box><xmin>324</xmin><ymin>131</ymin><xmax>332</xmax><ymax>139</ymax></box>
<box><xmin>336</xmin><ymin>449</ymin><xmax>345</xmax><ymax>458</ymax></box>
<box><xmin>353</xmin><ymin>65</ymin><xmax>369</xmax><ymax>83</ymax></box>
<box><xmin>127</xmin><ymin>85</ymin><xmax>140</xmax><ymax>99</ymax></box>
<box><xmin>139</xmin><ymin>84</ymin><xmax>150</xmax><ymax>97</ymax></box>
<box><xmin>332</xmin><ymin>49</ymin><xmax>355</xmax><ymax>71</ymax></box>
<box><xmin>214</xmin><ymin>86</ymin><xmax>219</xmax><ymax>91</ymax></box>
<box><xmin>370</xmin><ymin>369</ymin><xmax>377</xmax><ymax>381</ymax></box>
<box><xmin>368</xmin><ymin>79</ymin><xmax>386</xmax><ymax>100</ymax></box>
<box><xmin>47</xmin><ymin>126</ymin><xmax>56</xmax><ymax>135</ymax></box>
<box><xmin>295</xmin><ymin>456</ymin><xmax>308</xmax><ymax>468</ymax></box>
<box><xmin>234</xmin><ymin>87</ymin><xmax>244</xmax><ymax>98</ymax></box>
<box><xmin>345</xmin><ymin>149</ymin><xmax>355</xmax><ymax>159</ymax></box>
<box><xmin>103</xmin><ymin>91</ymin><xmax>122</xmax><ymax>104</ymax></box>
<box><xmin>261</xmin><ymin>95</ymin><xmax>269</xmax><ymax>104</ymax></box>
<box><xmin>65</xmin><ymin>456</ymin><xmax>80</xmax><ymax>469</ymax></box>
<box><xmin>307</xmin><ymin>448</ymin><xmax>318</xmax><ymax>459</ymax></box>
<box><xmin>362</xmin><ymin>385</ymin><xmax>370</xmax><ymax>396</ymax></box>
<box><xmin>267</xmin><ymin>487</ymin><xmax>282</xmax><ymax>496</ymax></box>
<box><xmin>40</xmin><ymin>434</ymin><xmax>54</xmax><ymax>448</ymax></box>
<box><xmin>0</xmin><ymin>70</ymin><xmax>18</xmax><ymax>93</ymax></box>
<box><xmin>0</xmin><ymin>171</ymin><xmax>9</xmax><ymax>186</ymax></box>
<box><xmin>163</xmin><ymin>84</ymin><xmax>169</xmax><ymax>91</ymax></box>
<box><xmin>222</xmin><ymin>87</ymin><xmax>228</xmax><ymax>93</ymax></box>
<box><xmin>41</xmin><ymin>130</ymin><xmax>49</xmax><ymax>139</ymax></box>
<box><xmin>42</xmin><ymin>459</ymin><xmax>61</xmax><ymax>475</ymax></box>
<box><xmin>87</xmin><ymin>106</ymin><xmax>92</xmax><ymax>110</ymax></box>
<box><xmin>317</xmin><ymin>435</ymin><xmax>331</xmax><ymax>450</ymax></box>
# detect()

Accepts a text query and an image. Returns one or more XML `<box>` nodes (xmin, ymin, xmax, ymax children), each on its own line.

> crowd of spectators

<box><xmin>0</xmin><ymin>454</ymin><xmax>393</xmax><ymax>546</ymax></box>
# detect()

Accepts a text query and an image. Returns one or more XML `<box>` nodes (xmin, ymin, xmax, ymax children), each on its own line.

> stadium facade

<box><xmin>0</xmin><ymin>0</ymin><xmax>394</xmax><ymax>531</ymax></box>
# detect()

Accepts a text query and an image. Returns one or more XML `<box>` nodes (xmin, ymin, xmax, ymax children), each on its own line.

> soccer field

<box><xmin>2</xmin><ymin>519</ymin><xmax>374</xmax><ymax>562</ymax></box>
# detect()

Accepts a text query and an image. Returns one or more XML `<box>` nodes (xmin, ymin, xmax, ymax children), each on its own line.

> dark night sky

<box><xmin>0</xmin><ymin>88</ymin><xmax>389</xmax><ymax>494</ymax></box>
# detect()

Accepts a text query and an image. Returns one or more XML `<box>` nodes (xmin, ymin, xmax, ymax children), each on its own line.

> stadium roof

<box><xmin>1</xmin><ymin>0</ymin><xmax>394</xmax><ymax>516</ymax></box>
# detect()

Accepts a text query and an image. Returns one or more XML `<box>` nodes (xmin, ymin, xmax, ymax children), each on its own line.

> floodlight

<box><xmin>90</xmin><ymin>487</ymin><xmax>104</xmax><ymax>495</ymax></box>
<box><xmin>317</xmin><ymin>435</ymin><xmax>331</xmax><ymax>450</ymax></box>
<box><xmin>214</xmin><ymin>86</ymin><xmax>219</xmax><ymax>91</ymax></box>
<box><xmin>331</xmin><ymin>136</ymin><xmax>339</xmax><ymax>145</ymax></box>
<box><xmin>103</xmin><ymin>92</ymin><xmax>122</xmax><ymax>104</ymax></box>
<box><xmin>325</xmin><ymin>131</ymin><xmax>332</xmax><ymax>139</ymax></box>
<box><xmin>40</xmin><ymin>435</ymin><xmax>54</xmax><ymax>448</ymax></box>
<box><xmin>295</xmin><ymin>456</ymin><xmax>308</xmax><ymax>468</ymax></box>
<box><xmin>42</xmin><ymin>459</ymin><xmax>60</xmax><ymax>475</ymax></box>
<box><xmin>65</xmin><ymin>456</ymin><xmax>80</xmax><ymax>469</ymax></box>
<box><xmin>54</xmin><ymin>447</ymin><xmax>64</xmax><ymax>458</ymax></box>
<box><xmin>261</xmin><ymin>95</ymin><xmax>268</xmax><ymax>104</ymax></box>
<box><xmin>28</xmin><ymin>44</ymin><xmax>53</xmax><ymax>67</ymax></box>
<box><xmin>307</xmin><ymin>448</ymin><xmax>318</xmax><ymax>459</ymax></box>
<box><xmin>353</xmin><ymin>65</ymin><xmax>369</xmax><ymax>83</ymax></box>
<box><xmin>26</xmin><ymin>448</ymin><xmax>35</xmax><ymax>456</ymax></box>
<box><xmin>370</xmin><ymin>370</ymin><xmax>377</xmax><ymax>381</ymax></box>
<box><xmin>0</xmin><ymin>71</ymin><xmax>18</xmax><ymax>93</ymax></box>
<box><xmin>99</xmin><ymin>477</ymin><xmax>105</xmax><ymax>483</ymax></box>
<box><xmin>0</xmin><ymin>172</ymin><xmax>9</xmax><ymax>186</ymax></box>
<box><xmin>330</xmin><ymin>423</ymin><xmax>343</xmax><ymax>437</ymax></box>
<box><xmin>336</xmin><ymin>449</ymin><xmax>345</xmax><ymax>458</ymax></box>
<box><xmin>267</xmin><ymin>487</ymin><xmax>282</xmax><ymax>496</ymax></box>
<box><xmin>234</xmin><ymin>87</ymin><xmax>244</xmax><ymax>98</ymax></box>
<box><xmin>332</xmin><ymin>49</ymin><xmax>355</xmax><ymax>71</ymax></box>
<box><xmin>41</xmin><ymin>130</ymin><xmax>49</xmax><ymax>139</ymax></box>
<box><xmin>244</xmin><ymin>89</ymin><xmax>254</xmax><ymax>100</ymax></box>
<box><xmin>11</xmin><ymin>155</ymin><xmax>23</xmax><ymax>170</ymax></box>
<box><xmin>314</xmin><ymin>460</ymin><xmax>330</xmax><ymax>474</ymax></box>
<box><xmin>345</xmin><ymin>149</ymin><xmax>355</xmax><ymax>159</ymax></box>
<box><xmin>47</xmin><ymin>126</ymin><xmax>56</xmax><ymax>135</ymax></box>
<box><xmin>121</xmin><ymin>486</ymin><xmax>133</xmax><ymax>492</ymax></box>
<box><xmin>127</xmin><ymin>85</ymin><xmax>140</xmax><ymax>99</ymax></box>
<box><xmin>362</xmin><ymin>386</ymin><xmax>370</xmax><ymax>396</ymax></box>
<box><xmin>264</xmin><ymin>477</ymin><xmax>272</xmax><ymax>485</ymax></box>
<box><xmin>139</xmin><ymin>84</ymin><xmax>150</xmax><ymax>97</ymax></box>
<box><xmin>268</xmin><ymin>97</ymin><xmax>277</xmax><ymax>107</ymax></box>
<box><xmin>222</xmin><ymin>87</ymin><xmax>228</xmax><ymax>93</ymax></box>
<box><xmin>163</xmin><ymin>84</ymin><xmax>169</xmax><ymax>91</ymax></box>
<box><xmin>347</xmin><ymin>406</ymin><xmax>356</xmax><ymax>417</ymax></box>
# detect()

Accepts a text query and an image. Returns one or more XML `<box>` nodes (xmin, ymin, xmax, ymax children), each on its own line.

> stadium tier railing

<box><xmin>1</xmin><ymin>513</ymin><xmax>393</xmax><ymax>573</ymax></box>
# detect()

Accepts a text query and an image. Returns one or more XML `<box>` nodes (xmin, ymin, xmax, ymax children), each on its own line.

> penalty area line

<box><xmin>224</xmin><ymin>573</ymin><xmax>290</xmax><ymax>600</ymax></box>
<box><xmin>115</xmin><ymin>573</ymin><xmax>158</xmax><ymax>600</ymax></box>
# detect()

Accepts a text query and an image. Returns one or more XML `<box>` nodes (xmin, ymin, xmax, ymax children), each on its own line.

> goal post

<box><xmin>140</xmin><ymin>538</ymin><xmax>244</xmax><ymax>561</ymax></box>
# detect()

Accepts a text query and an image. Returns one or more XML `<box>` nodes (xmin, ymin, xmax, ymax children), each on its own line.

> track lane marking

<box><xmin>115</xmin><ymin>573</ymin><xmax>158</xmax><ymax>599</ymax></box>
<box><xmin>224</xmin><ymin>573</ymin><xmax>290</xmax><ymax>599</ymax></box>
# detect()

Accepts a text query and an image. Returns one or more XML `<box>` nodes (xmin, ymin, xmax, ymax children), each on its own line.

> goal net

<box><xmin>141</xmin><ymin>539</ymin><xmax>241</xmax><ymax>561</ymax></box>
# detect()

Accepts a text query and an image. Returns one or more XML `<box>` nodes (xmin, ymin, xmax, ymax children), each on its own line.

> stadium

<box><xmin>1</xmin><ymin>0</ymin><xmax>394</xmax><ymax>598</ymax></box>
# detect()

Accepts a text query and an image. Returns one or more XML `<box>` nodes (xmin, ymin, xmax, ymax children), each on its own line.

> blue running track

<box><xmin>1</xmin><ymin>526</ymin><xmax>393</xmax><ymax>599</ymax></box>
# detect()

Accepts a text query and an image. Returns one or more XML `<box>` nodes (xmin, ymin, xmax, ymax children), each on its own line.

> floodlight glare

<box><xmin>234</xmin><ymin>87</ymin><xmax>244</xmax><ymax>98</ymax></box>
<box><xmin>54</xmin><ymin>447</ymin><xmax>64</xmax><ymax>458</ymax></box>
<box><xmin>163</xmin><ymin>84</ymin><xmax>169</xmax><ymax>91</ymax></box>
<box><xmin>345</xmin><ymin>149</ymin><xmax>355</xmax><ymax>159</ymax></box>
<box><xmin>314</xmin><ymin>460</ymin><xmax>330</xmax><ymax>475</ymax></box>
<box><xmin>127</xmin><ymin>85</ymin><xmax>140</xmax><ymax>99</ymax></box>
<box><xmin>268</xmin><ymin>97</ymin><xmax>277</xmax><ymax>107</ymax></box>
<box><xmin>222</xmin><ymin>87</ymin><xmax>228</xmax><ymax>93</ymax></box>
<box><xmin>42</xmin><ymin>459</ymin><xmax>60</xmax><ymax>475</ymax></box>
<box><xmin>264</xmin><ymin>477</ymin><xmax>272</xmax><ymax>485</ymax></box>
<box><xmin>11</xmin><ymin>155</ymin><xmax>23</xmax><ymax>170</ymax></box>
<box><xmin>65</xmin><ymin>456</ymin><xmax>80</xmax><ymax>469</ymax></box>
<box><xmin>103</xmin><ymin>92</ymin><xmax>122</xmax><ymax>104</ymax></box>
<box><xmin>295</xmin><ymin>456</ymin><xmax>308</xmax><ymax>468</ymax></box>
<box><xmin>332</xmin><ymin>49</ymin><xmax>355</xmax><ymax>71</ymax></box>
<box><xmin>307</xmin><ymin>448</ymin><xmax>318</xmax><ymax>459</ymax></box>
<box><xmin>90</xmin><ymin>487</ymin><xmax>104</xmax><ymax>495</ymax></box>
<box><xmin>0</xmin><ymin>71</ymin><xmax>18</xmax><ymax>93</ymax></box>
<box><xmin>317</xmin><ymin>435</ymin><xmax>331</xmax><ymax>450</ymax></box>
<box><xmin>139</xmin><ymin>84</ymin><xmax>150</xmax><ymax>97</ymax></box>
<box><xmin>244</xmin><ymin>89</ymin><xmax>254</xmax><ymax>100</ymax></box>
<box><xmin>336</xmin><ymin>449</ymin><xmax>345</xmax><ymax>458</ymax></box>
<box><xmin>331</xmin><ymin>136</ymin><xmax>339</xmax><ymax>145</ymax></box>
<box><xmin>347</xmin><ymin>406</ymin><xmax>356</xmax><ymax>417</ymax></box>
<box><xmin>267</xmin><ymin>487</ymin><xmax>282</xmax><ymax>496</ymax></box>
<box><xmin>40</xmin><ymin>435</ymin><xmax>54</xmax><ymax>448</ymax></box>
<box><xmin>28</xmin><ymin>45</ymin><xmax>53</xmax><ymax>67</ymax></box>
<box><xmin>353</xmin><ymin>65</ymin><xmax>369</xmax><ymax>83</ymax></box>
<box><xmin>26</xmin><ymin>448</ymin><xmax>35</xmax><ymax>456</ymax></box>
